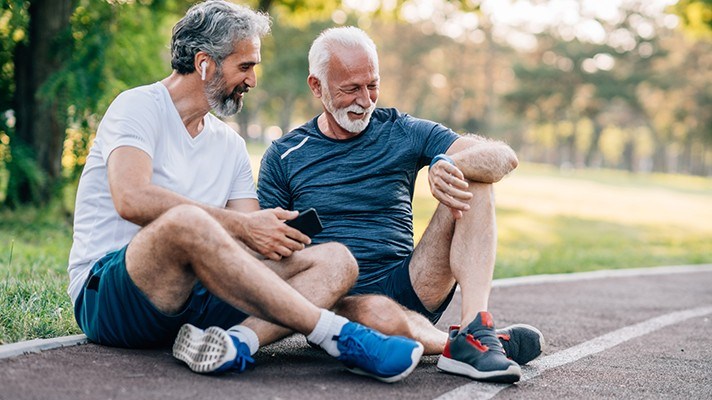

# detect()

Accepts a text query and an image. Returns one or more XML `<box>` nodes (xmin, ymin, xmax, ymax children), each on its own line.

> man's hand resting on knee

<box><xmin>428</xmin><ymin>157</ymin><xmax>473</xmax><ymax>220</ymax></box>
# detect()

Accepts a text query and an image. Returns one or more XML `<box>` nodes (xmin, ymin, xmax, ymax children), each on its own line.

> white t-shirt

<box><xmin>67</xmin><ymin>82</ymin><xmax>257</xmax><ymax>303</ymax></box>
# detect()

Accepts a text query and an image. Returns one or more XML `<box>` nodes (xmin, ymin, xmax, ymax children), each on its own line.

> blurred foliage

<box><xmin>0</xmin><ymin>0</ymin><xmax>711</xmax><ymax>207</ymax></box>
<box><xmin>0</xmin><ymin>0</ymin><xmax>28</xmax><ymax>112</ymax></box>
<box><xmin>671</xmin><ymin>0</ymin><xmax>712</xmax><ymax>38</ymax></box>
<box><xmin>503</xmin><ymin>8</ymin><xmax>671</xmax><ymax>170</ymax></box>
<box><xmin>0</xmin><ymin>0</ymin><xmax>188</xmax><ymax>207</ymax></box>
<box><xmin>55</xmin><ymin>0</ymin><xmax>179</xmax><ymax>179</ymax></box>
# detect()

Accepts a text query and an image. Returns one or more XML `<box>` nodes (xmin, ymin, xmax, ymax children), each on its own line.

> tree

<box><xmin>671</xmin><ymin>0</ymin><xmax>712</xmax><ymax>38</ymax></box>
<box><xmin>501</xmin><ymin>2</ymin><xmax>703</xmax><ymax>173</ymax></box>
<box><xmin>1</xmin><ymin>0</ymin><xmax>487</xmax><ymax>207</ymax></box>
<box><xmin>2</xmin><ymin>0</ymin><xmax>186</xmax><ymax>207</ymax></box>
<box><xmin>257</xmin><ymin>16</ymin><xmax>333</xmax><ymax>133</ymax></box>
<box><xmin>4</xmin><ymin>0</ymin><xmax>75</xmax><ymax>206</ymax></box>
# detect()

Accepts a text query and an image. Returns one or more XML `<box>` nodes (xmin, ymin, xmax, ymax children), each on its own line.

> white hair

<box><xmin>308</xmin><ymin>26</ymin><xmax>379</xmax><ymax>85</ymax></box>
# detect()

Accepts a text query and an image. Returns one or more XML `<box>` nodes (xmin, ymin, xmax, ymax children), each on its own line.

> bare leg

<box><xmin>450</xmin><ymin>182</ymin><xmax>496</xmax><ymax>323</ymax></box>
<box><xmin>333</xmin><ymin>182</ymin><xmax>496</xmax><ymax>353</ymax></box>
<box><xmin>241</xmin><ymin>243</ymin><xmax>358</xmax><ymax>346</ymax></box>
<box><xmin>335</xmin><ymin>295</ymin><xmax>447</xmax><ymax>355</ymax></box>
<box><xmin>125</xmin><ymin>204</ymin><xmax>323</xmax><ymax>335</ymax></box>
<box><xmin>410</xmin><ymin>182</ymin><xmax>497</xmax><ymax>327</ymax></box>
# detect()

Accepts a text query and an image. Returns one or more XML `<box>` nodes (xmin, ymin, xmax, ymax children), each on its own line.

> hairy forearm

<box><xmin>449</xmin><ymin>135</ymin><xmax>519</xmax><ymax>183</ymax></box>
<box><xmin>115</xmin><ymin>184</ymin><xmax>246</xmax><ymax>236</ymax></box>
<box><xmin>115</xmin><ymin>185</ymin><xmax>305</xmax><ymax>261</ymax></box>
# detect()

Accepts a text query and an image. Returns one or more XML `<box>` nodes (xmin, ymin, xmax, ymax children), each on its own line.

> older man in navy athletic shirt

<box><xmin>258</xmin><ymin>27</ymin><xmax>544</xmax><ymax>383</ymax></box>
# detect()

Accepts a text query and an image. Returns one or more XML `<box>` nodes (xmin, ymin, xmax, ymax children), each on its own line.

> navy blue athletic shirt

<box><xmin>258</xmin><ymin>108</ymin><xmax>459</xmax><ymax>288</ymax></box>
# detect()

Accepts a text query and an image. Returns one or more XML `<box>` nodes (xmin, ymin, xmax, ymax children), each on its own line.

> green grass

<box><xmin>412</xmin><ymin>163</ymin><xmax>712</xmax><ymax>278</ymax></box>
<box><xmin>1</xmin><ymin>162</ymin><xmax>711</xmax><ymax>345</ymax></box>
<box><xmin>0</xmin><ymin>204</ymin><xmax>80</xmax><ymax>344</ymax></box>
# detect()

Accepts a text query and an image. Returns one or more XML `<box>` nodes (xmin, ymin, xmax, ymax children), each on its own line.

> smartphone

<box><xmin>285</xmin><ymin>208</ymin><xmax>323</xmax><ymax>238</ymax></box>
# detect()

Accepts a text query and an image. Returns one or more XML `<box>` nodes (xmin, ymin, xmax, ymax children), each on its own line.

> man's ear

<box><xmin>307</xmin><ymin>75</ymin><xmax>323</xmax><ymax>98</ymax></box>
<box><xmin>194</xmin><ymin>51</ymin><xmax>210</xmax><ymax>78</ymax></box>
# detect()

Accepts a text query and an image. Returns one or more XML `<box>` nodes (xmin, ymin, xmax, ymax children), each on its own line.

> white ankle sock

<box><xmin>227</xmin><ymin>325</ymin><xmax>259</xmax><ymax>356</ymax></box>
<box><xmin>306</xmin><ymin>309</ymin><xmax>349</xmax><ymax>357</ymax></box>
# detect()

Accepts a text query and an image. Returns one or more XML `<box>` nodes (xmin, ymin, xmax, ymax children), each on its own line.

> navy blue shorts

<box><xmin>348</xmin><ymin>254</ymin><xmax>456</xmax><ymax>324</ymax></box>
<box><xmin>74</xmin><ymin>245</ymin><xmax>249</xmax><ymax>348</ymax></box>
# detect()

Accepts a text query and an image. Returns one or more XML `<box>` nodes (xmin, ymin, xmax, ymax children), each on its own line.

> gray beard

<box><xmin>205</xmin><ymin>69</ymin><xmax>242</xmax><ymax>117</ymax></box>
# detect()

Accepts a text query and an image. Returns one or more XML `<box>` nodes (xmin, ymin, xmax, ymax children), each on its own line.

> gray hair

<box><xmin>308</xmin><ymin>26</ymin><xmax>378</xmax><ymax>84</ymax></box>
<box><xmin>171</xmin><ymin>0</ymin><xmax>271</xmax><ymax>74</ymax></box>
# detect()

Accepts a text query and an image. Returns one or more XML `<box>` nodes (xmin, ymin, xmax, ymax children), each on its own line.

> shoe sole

<box><xmin>347</xmin><ymin>342</ymin><xmax>425</xmax><ymax>383</ymax></box>
<box><xmin>436</xmin><ymin>356</ymin><xmax>522</xmax><ymax>383</ymax></box>
<box><xmin>502</xmin><ymin>323</ymin><xmax>545</xmax><ymax>365</ymax></box>
<box><xmin>172</xmin><ymin>324</ymin><xmax>236</xmax><ymax>374</ymax></box>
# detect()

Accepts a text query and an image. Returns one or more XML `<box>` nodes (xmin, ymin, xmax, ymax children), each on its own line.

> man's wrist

<box><xmin>429</xmin><ymin>154</ymin><xmax>455</xmax><ymax>169</ymax></box>
<box><xmin>219</xmin><ymin>208</ymin><xmax>247</xmax><ymax>239</ymax></box>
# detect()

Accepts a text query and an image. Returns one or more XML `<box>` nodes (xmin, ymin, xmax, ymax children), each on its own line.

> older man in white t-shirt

<box><xmin>67</xmin><ymin>0</ymin><xmax>423</xmax><ymax>382</ymax></box>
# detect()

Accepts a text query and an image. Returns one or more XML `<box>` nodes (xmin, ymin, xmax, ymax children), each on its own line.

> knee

<box><xmin>468</xmin><ymin>181</ymin><xmax>494</xmax><ymax>197</ymax></box>
<box><xmin>337</xmin><ymin>295</ymin><xmax>411</xmax><ymax>337</ymax></box>
<box><xmin>160</xmin><ymin>204</ymin><xmax>213</xmax><ymax>232</ymax></box>
<box><xmin>465</xmin><ymin>182</ymin><xmax>495</xmax><ymax>210</ymax></box>
<box><xmin>314</xmin><ymin>242</ymin><xmax>359</xmax><ymax>287</ymax></box>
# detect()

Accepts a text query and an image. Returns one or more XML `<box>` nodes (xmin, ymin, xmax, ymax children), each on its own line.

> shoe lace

<box><xmin>471</xmin><ymin>329</ymin><xmax>504</xmax><ymax>353</ymax></box>
<box><xmin>335</xmin><ymin>334</ymin><xmax>376</xmax><ymax>364</ymax></box>
<box><xmin>233</xmin><ymin>343</ymin><xmax>255</xmax><ymax>372</ymax></box>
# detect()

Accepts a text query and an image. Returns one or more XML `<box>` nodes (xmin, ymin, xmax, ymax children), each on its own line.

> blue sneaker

<box><xmin>172</xmin><ymin>324</ymin><xmax>254</xmax><ymax>374</ymax></box>
<box><xmin>335</xmin><ymin>322</ymin><xmax>424</xmax><ymax>383</ymax></box>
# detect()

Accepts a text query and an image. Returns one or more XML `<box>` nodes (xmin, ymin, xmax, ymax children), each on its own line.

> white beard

<box><xmin>322</xmin><ymin>89</ymin><xmax>376</xmax><ymax>134</ymax></box>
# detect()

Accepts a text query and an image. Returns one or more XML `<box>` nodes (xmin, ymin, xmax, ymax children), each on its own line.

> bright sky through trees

<box><xmin>342</xmin><ymin>0</ymin><xmax>681</xmax><ymax>51</ymax></box>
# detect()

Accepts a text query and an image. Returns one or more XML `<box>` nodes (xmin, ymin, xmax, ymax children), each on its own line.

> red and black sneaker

<box><xmin>436</xmin><ymin>312</ymin><xmax>521</xmax><ymax>383</ymax></box>
<box><xmin>497</xmin><ymin>324</ymin><xmax>544</xmax><ymax>365</ymax></box>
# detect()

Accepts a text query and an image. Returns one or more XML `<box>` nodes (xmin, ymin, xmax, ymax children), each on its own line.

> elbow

<box><xmin>507</xmin><ymin>148</ymin><xmax>519</xmax><ymax>172</ymax></box>
<box><xmin>113</xmin><ymin>192</ymin><xmax>144</xmax><ymax>224</ymax></box>
<box><xmin>490</xmin><ymin>147</ymin><xmax>518</xmax><ymax>183</ymax></box>
<box><xmin>114</xmin><ymin>200</ymin><xmax>137</xmax><ymax>222</ymax></box>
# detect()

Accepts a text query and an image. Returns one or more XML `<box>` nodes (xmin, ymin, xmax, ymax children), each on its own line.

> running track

<box><xmin>1</xmin><ymin>265</ymin><xmax>711</xmax><ymax>399</ymax></box>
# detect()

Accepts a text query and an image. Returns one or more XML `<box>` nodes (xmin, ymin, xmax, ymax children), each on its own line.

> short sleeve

<box><xmin>257</xmin><ymin>143</ymin><xmax>292</xmax><ymax>210</ymax></box>
<box><xmin>403</xmin><ymin>115</ymin><xmax>459</xmax><ymax>169</ymax></box>
<box><xmin>228</xmin><ymin>137</ymin><xmax>258</xmax><ymax>200</ymax></box>
<box><xmin>98</xmin><ymin>89</ymin><xmax>160</xmax><ymax>164</ymax></box>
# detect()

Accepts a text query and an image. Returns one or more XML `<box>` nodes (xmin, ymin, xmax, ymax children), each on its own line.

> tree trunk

<box><xmin>584</xmin><ymin>119</ymin><xmax>603</xmax><ymax>167</ymax></box>
<box><xmin>651</xmin><ymin>138</ymin><xmax>669</xmax><ymax>173</ymax></box>
<box><xmin>257</xmin><ymin>0</ymin><xmax>273</xmax><ymax>12</ymax></box>
<box><xmin>481</xmin><ymin>16</ymin><xmax>495</xmax><ymax>133</ymax></box>
<box><xmin>622</xmin><ymin>139</ymin><xmax>635</xmax><ymax>172</ymax></box>
<box><xmin>9</xmin><ymin>0</ymin><xmax>75</xmax><ymax>205</ymax></box>
<box><xmin>679</xmin><ymin>139</ymin><xmax>693</xmax><ymax>174</ymax></box>
<box><xmin>278</xmin><ymin>93</ymin><xmax>295</xmax><ymax>135</ymax></box>
<box><xmin>562</xmin><ymin>129</ymin><xmax>577</xmax><ymax>168</ymax></box>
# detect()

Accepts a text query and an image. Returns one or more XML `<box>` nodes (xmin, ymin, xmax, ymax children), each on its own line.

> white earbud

<box><xmin>200</xmin><ymin>61</ymin><xmax>207</xmax><ymax>81</ymax></box>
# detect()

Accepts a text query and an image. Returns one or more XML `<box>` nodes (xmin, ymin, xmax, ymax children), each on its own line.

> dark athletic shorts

<box><xmin>348</xmin><ymin>254</ymin><xmax>457</xmax><ymax>324</ymax></box>
<box><xmin>74</xmin><ymin>245</ymin><xmax>248</xmax><ymax>348</ymax></box>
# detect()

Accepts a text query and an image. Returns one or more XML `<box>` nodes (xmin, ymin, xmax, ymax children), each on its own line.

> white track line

<box><xmin>492</xmin><ymin>264</ymin><xmax>712</xmax><ymax>288</ymax></box>
<box><xmin>451</xmin><ymin>264</ymin><xmax>712</xmax><ymax>293</ymax></box>
<box><xmin>434</xmin><ymin>305</ymin><xmax>712</xmax><ymax>400</ymax></box>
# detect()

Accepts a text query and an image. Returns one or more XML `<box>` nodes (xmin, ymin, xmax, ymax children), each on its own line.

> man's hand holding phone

<box><xmin>240</xmin><ymin>208</ymin><xmax>311</xmax><ymax>261</ymax></box>
<box><xmin>285</xmin><ymin>208</ymin><xmax>323</xmax><ymax>238</ymax></box>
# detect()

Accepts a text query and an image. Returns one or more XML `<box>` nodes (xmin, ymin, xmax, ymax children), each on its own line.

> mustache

<box><xmin>230</xmin><ymin>84</ymin><xmax>249</xmax><ymax>98</ymax></box>
<box><xmin>344</xmin><ymin>103</ymin><xmax>374</xmax><ymax>113</ymax></box>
